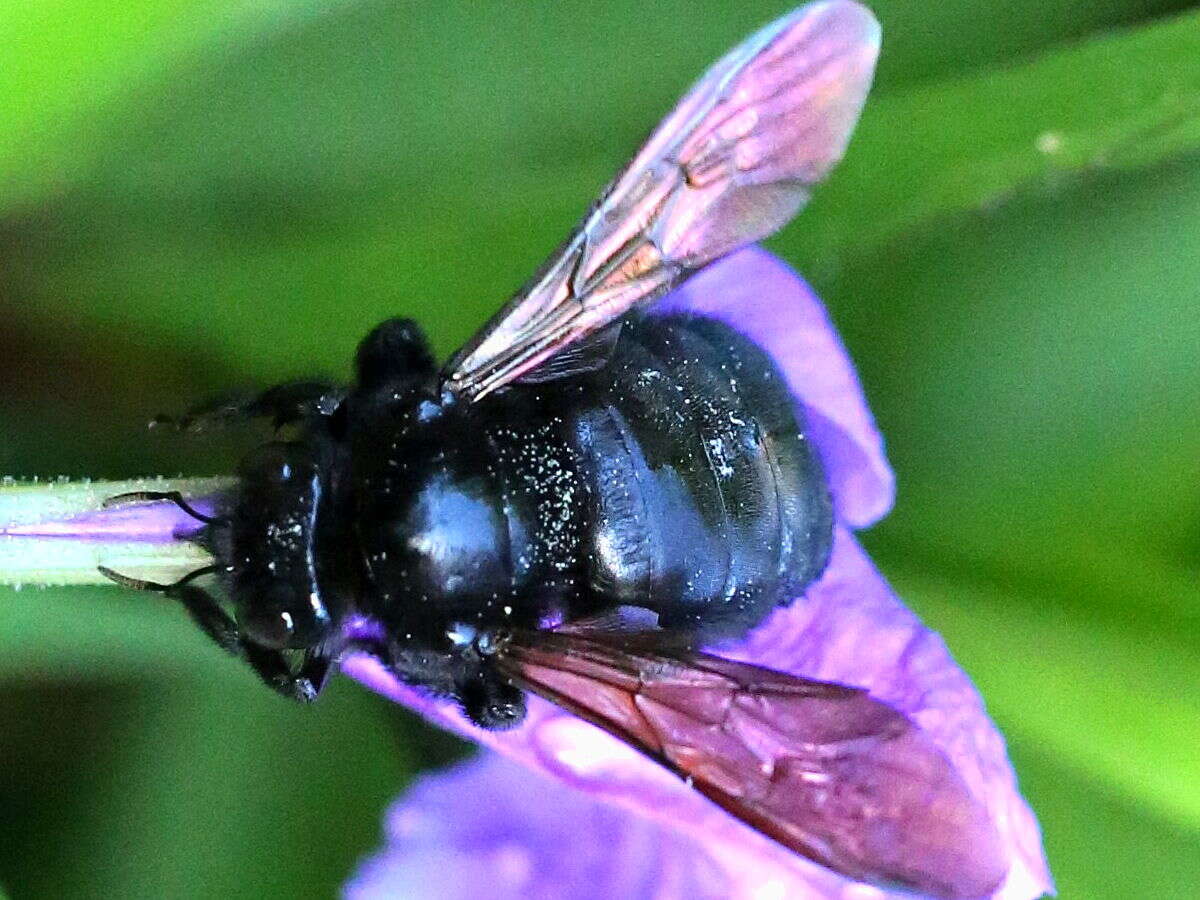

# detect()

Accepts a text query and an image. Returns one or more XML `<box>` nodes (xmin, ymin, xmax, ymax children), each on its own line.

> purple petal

<box><xmin>343</xmin><ymin>528</ymin><xmax>1052</xmax><ymax>899</ymax></box>
<box><xmin>0</xmin><ymin>478</ymin><xmax>228</xmax><ymax>587</ymax></box>
<box><xmin>346</xmin><ymin>753</ymin><xmax>731</xmax><ymax>900</ymax></box>
<box><xmin>657</xmin><ymin>246</ymin><xmax>894</xmax><ymax>528</ymax></box>
<box><xmin>1</xmin><ymin>498</ymin><xmax>212</xmax><ymax>541</ymax></box>
<box><xmin>0</xmin><ymin>479</ymin><xmax>226</xmax><ymax>541</ymax></box>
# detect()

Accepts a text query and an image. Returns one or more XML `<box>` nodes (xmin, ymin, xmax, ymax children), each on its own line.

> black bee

<box><xmin>101</xmin><ymin>4</ymin><xmax>1006</xmax><ymax>897</ymax></box>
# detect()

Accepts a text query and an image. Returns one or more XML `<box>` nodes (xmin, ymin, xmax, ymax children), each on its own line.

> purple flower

<box><xmin>0</xmin><ymin>477</ymin><xmax>228</xmax><ymax>588</ymax></box>
<box><xmin>343</xmin><ymin>248</ymin><xmax>1054</xmax><ymax>900</ymax></box>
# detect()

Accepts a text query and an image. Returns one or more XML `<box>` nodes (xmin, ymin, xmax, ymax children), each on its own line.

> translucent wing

<box><xmin>496</xmin><ymin>629</ymin><xmax>1007</xmax><ymax>900</ymax></box>
<box><xmin>444</xmin><ymin>0</ymin><xmax>880</xmax><ymax>401</ymax></box>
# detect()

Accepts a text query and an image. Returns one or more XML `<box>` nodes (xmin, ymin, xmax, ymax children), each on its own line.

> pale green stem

<box><xmin>0</xmin><ymin>477</ymin><xmax>232</xmax><ymax>587</ymax></box>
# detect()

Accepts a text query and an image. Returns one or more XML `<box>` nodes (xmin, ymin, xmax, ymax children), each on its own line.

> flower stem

<box><xmin>0</xmin><ymin>476</ymin><xmax>233</xmax><ymax>588</ymax></box>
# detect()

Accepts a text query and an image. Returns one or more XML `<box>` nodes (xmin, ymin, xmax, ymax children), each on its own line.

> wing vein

<box><xmin>443</xmin><ymin>1</ymin><xmax>881</xmax><ymax>401</ymax></box>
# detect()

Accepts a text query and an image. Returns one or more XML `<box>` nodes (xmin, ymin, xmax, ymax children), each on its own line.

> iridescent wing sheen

<box><xmin>443</xmin><ymin>0</ymin><xmax>880</xmax><ymax>401</ymax></box>
<box><xmin>496</xmin><ymin>629</ymin><xmax>1007</xmax><ymax>900</ymax></box>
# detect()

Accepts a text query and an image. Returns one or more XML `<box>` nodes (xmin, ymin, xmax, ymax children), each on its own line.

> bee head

<box><xmin>226</xmin><ymin>441</ymin><xmax>337</xmax><ymax>651</ymax></box>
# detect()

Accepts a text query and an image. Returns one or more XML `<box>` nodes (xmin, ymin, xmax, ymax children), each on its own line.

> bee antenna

<box><xmin>98</xmin><ymin>563</ymin><xmax>219</xmax><ymax>594</ymax></box>
<box><xmin>102</xmin><ymin>490</ymin><xmax>229</xmax><ymax>527</ymax></box>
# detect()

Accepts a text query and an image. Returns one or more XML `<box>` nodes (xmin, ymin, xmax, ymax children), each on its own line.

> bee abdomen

<box><xmin>571</xmin><ymin>314</ymin><xmax>833</xmax><ymax>640</ymax></box>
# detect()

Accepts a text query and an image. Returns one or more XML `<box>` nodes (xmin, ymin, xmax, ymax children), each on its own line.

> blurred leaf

<box><xmin>0</xmin><ymin>1</ymin><xmax>324</xmax><ymax>210</ymax></box>
<box><xmin>2</xmin><ymin>2</ymin><xmax>1199</xmax><ymax>898</ymax></box>
<box><xmin>867</xmin><ymin>0</ymin><xmax>1193</xmax><ymax>87</ymax></box>
<box><xmin>1007</xmin><ymin>742</ymin><xmax>1200</xmax><ymax>900</ymax></box>
<box><xmin>0</xmin><ymin>477</ymin><xmax>229</xmax><ymax>587</ymax></box>
<box><xmin>0</xmin><ymin>675</ymin><xmax>413</xmax><ymax>899</ymax></box>
<box><xmin>819</xmin><ymin>142</ymin><xmax>1200</xmax><ymax>853</ymax></box>
<box><xmin>0</xmin><ymin>584</ymin><xmax>254</xmax><ymax>679</ymax></box>
<box><xmin>0</xmin><ymin>587</ymin><xmax>458</xmax><ymax>898</ymax></box>
<box><xmin>899</xmin><ymin>572</ymin><xmax>1200</xmax><ymax>899</ymax></box>
<box><xmin>896</xmin><ymin>570</ymin><xmax>1200</xmax><ymax>834</ymax></box>
<box><xmin>830</xmin><ymin>153</ymin><xmax>1200</xmax><ymax>646</ymax></box>
<box><xmin>826</xmin><ymin>144</ymin><xmax>1200</xmax><ymax>900</ymax></box>
<box><xmin>2</xmin><ymin>7</ymin><xmax>1197</xmax><ymax>386</ymax></box>
<box><xmin>791</xmin><ymin>6</ymin><xmax>1200</xmax><ymax>268</ymax></box>
<box><xmin>1</xmin><ymin>0</ymin><xmax>1190</xmax><ymax>213</ymax></box>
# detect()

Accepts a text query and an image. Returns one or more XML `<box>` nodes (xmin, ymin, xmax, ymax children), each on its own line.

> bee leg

<box><xmin>459</xmin><ymin>668</ymin><xmax>527</xmax><ymax>731</ymax></box>
<box><xmin>354</xmin><ymin>318</ymin><xmax>436</xmax><ymax>390</ymax></box>
<box><xmin>102</xmin><ymin>490</ymin><xmax>226</xmax><ymax>525</ymax></box>
<box><xmin>295</xmin><ymin>651</ymin><xmax>334</xmax><ymax>698</ymax></box>
<box><xmin>154</xmin><ymin>380</ymin><xmax>345</xmax><ymax>433</ymax></box>
<box><xmin>148</xmin><ymin>581</ymin><xmax>318</xmax><ymax>701</ymax></box>
<box><xmin>99</xmin><ymin>566</ymin><xmax>240</xmax><ymax>652</ymax></box>
<box><xmin>100</xmin><ymin>566</ymin><xmax>329</xmax><ymax>702</ymax></box>
<box><xmin>241</xmin><ymin>645</ymin><xmax>329</xmax><ymax>703</ymax></box>
<box><xmin>170</xmin><ymin>583</ymin><xmax>244</xmax><ymax>655</ymax></box>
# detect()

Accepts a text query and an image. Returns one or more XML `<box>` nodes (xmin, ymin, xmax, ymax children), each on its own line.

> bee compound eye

<box><xmin>239</xmin><ymin>441</ymin><xmax>315</xmax><ymax>487</ymax></box>
<box><xmin>239</xmin><ymin>601</ymin><xmax>297</xmax><ymax>651</ymax></box>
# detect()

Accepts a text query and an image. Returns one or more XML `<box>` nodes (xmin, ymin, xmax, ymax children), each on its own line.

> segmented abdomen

<box><xmin>570</xmin><ymin>314</ymin><xmax>832</xmax><ymax>640</ymax></box>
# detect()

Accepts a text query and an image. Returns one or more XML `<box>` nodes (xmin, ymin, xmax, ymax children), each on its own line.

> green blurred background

<box><xmin>1</xmin><ymin>1</ymin><xmax>1198</xmax><ymax>897</ymax></box>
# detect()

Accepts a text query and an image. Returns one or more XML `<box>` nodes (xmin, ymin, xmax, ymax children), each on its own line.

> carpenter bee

<box><xmin>101</xmin><ymin>3</ymin><xmax>1004</xmax><ymax>897</ymax></box>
